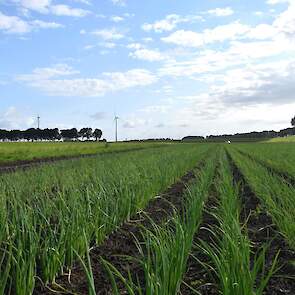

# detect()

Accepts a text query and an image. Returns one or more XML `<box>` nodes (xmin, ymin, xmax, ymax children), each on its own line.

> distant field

<box><xmin>266</xmin><ymin>136</ymin><xmax>295</xmax><ymax>142</ymax></box>
<box><xmin>0</xmin><ymin>141</ymin><xmax>167</xmax><ymax>165</ymax></box>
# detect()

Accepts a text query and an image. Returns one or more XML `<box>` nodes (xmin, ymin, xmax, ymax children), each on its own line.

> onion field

<box><xmin>0</xmin><ymin>141</ymin><xmax>167</xmax><ymax>165</ymax></box>
<box><xmin>0</xmin><ymin>142</ymin><xmax>294</xmax><ymax>294</ymax></box>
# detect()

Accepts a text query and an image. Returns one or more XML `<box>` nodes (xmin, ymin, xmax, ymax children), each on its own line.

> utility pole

<box><xmin>37</xmin><ymin>115</ymin><xmax>40</xmax><ymax>129</ymax></box>
<box><xmin>114</xmin><ymin>115</ymin><xmax>119</xmax><ymax>142</ymax></box>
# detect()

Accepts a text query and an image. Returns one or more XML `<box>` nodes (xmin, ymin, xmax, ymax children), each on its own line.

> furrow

<box><xmin>227</xmin><ymin>151</ymin><xmax>295</xmax><ymax>294</ymax></box>
<box><xmin>236</xmin><ymin>149</ymin><xmax>295</xmax><ymax>187</ymax></box>
<box><xmin>34</xmin><ymin>156</ymin><xmax>209</xmax><ymax>294</ymax></box>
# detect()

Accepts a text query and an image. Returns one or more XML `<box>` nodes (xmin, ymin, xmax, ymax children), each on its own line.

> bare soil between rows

<box><xmin>180</xmin><ymin>194</ymin><xmax>220</xmax><ymax>295</ymax></box>
<box><xmin>33</xmin><ymin>150</ymin><xmax>295</xmax><ymax>295</ymax></box>
<box><xmin>34</xmin><ymin>164</ymin><xmax>199</xmax><ymax>294</ymax></box>
<box><xmin>181</xmin><ymin>152</ymin><xmax>295</xmax><ymax>295</ymax></box>
<box><xmin>229</xmin><ymin>153</ymin><xmax>295</xmax><ymax>295</ymax></box>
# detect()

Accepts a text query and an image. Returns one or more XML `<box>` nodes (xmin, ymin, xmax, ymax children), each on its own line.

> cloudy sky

<box><xmin>0</xmin><ymin>0</ymin><xmax>295</xmax><ymax>140</ymax></box>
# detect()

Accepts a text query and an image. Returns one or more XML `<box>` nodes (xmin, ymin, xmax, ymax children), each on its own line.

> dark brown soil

<box><xmin>180</xmin><ymin>151</ymin><xmax>295</xmax><ymax>295</ymax></box>
<box><xmin>34</xmin><ymin>167</ymin><xmax>199</xmax><ymax>294</ymax></box>
<box><xmin>33</xmin><ymin>149</ymin><xmax>295</xmax><ymax>295</ymax></box>
<box><xmin>180</xmin><ymin>195</ymin><xmax>219</xmax><ymax>295</ymax></box>
<box><xmin>228</xmin><ymin>152</ymin><xmax>295</xmax><ymax>295</ymax></box>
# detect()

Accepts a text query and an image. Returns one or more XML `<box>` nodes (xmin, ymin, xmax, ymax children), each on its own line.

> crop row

<box><xmin>228</xmin><ymin>147</ymin><xmax>295</xmax><ymax>250</ymax></box>
<box><xmin>234</xmin><ymin>142</ymin><xmax>295</xmax><ymax>178</ymax></box>
<box><xmin>98</xmin><ymin>148</ymin><xmax>217</xmax><ymax>294</ymax></box>
<box><xmin>2</xmin><ymin>142</ymin><xmax>294</xmax><ymax>295</ymax></box>
<box><xmin>80</xmin><ymin>148</ymin><xmax>285</xmax><ymax>294</ymax></box>
<box><xmin>0</xmin><ymin>144</ymin><xmax>211</xmax><ymax>295</ymax></box>
<box><xmin>0</xmin><ymin>141</ymin><xmax>167</xmax><ymax>165</ymax></box>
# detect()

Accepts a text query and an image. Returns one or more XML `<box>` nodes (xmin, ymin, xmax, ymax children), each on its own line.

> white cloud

<box><xmin>0</xmin><ymin>11</ymin><xmax>62</xmax><ymax>34</ymax></box>
<box><xmin>110</xmin><ymin>16</ymin><xmax>124</xmax><ymax>22</ymax></box>
<box><xmin>143</xmin><ymin>37</ymin><xmax>153</xmax><ymax>43</ymax></box>
<box><xmin>0</xmin><ymin>11</ymin><xmax>30</xmax><ymax>33</ymax></box>
<box><xmin>267</xmin><ymin>0</ymin><xmax>292</xmax><ymax>4</ymax></box>
<box><xmin>74</xmin><ymin>0</ymin><xmax>92</xmax><ymax>5</ymax></box>
<box><xmin>111</xmin><ymin>0</ymin><xmax>126</xmax><ymax>6</ymax></box>
<box><xmin>162</xmin><ymin>30</ymin><xmax>203</xmax><ymax>47</ymax></box>
<box><xmin>161</xmin><ymin>2</ymin><xmax>295</xmax><ymax>50</ymax></box>
<box><xmin>0</xmin><ymin>107</ymin><xmax>34</xmax><ymax>130</ymax></box>
<box><xmin>245</xmin><ymin>24</ymin><xmax>277</xmax><ymax>39</ymax></box>
<box><xmin>90</xmin><ymin>112</ymin><xmax>106</xmax><ymax>120</ymax></box>
<box><xmin>162</xmin><ymin>22</ymin><xmax>250</xmax><ymax>47</ymax></box>
<box><xmin>91</xmin><ymin>28</ymin><xmax>125</xmax><ymax>40</ymax></box>
<box><xmin>13</xmin><ymin>0</ymin><xmax>51</xmax><ymax>14</ymax></box>
<box><xmin>142</xmin><ymin>14</ymin><xmax>203</xmax><ymax>33</ymax></box>
<box><xmin>207</xmin><ymin>7</ymin><xmax>234</xmax><ymax>17</ymax></box>
<box><xmin>18</xmin><ymin>64</ymin><xmax>79</xmax><ymax>80</ymax></box>
<box><xmin>273</xmin><ymin>2</ymin><xmax>295</xmax><ymax>37</ymax></box>
<box><xmin>127</xmin><ymin>42</ymin><xmax>168</xmax><ymax>62</ymax></box>
<box><xmin>17</xmin><ymin>65</ymin><xmax>157</xmax><ymax>97</ymax></box>
<box><xmin>175</xmin><ymin>59</ymin><xmax>295</xmax><ymax>120</ymax></box>
<box><xmin>122</xmin><ymin>117</ymin><xmax>149</xmax><ymax>129</ymax></box>
<box><xmin>50</xmin><ymin>5</ymin><xmax>90</xmax><ymax>17</ymax></box>
<box><xmin>30</xmin><ymin>20</ymin><xmax>63</xmax><ymax>29</ymax></box>
<box><xmin>12</xmin><ymin>0</ymin><xmax>90</xmax><ymax>17</ymax></box>
<box><xmin>122</xmin><ymin>121</ymin><xmax>136</xmax><ymax>128</ymax></box>
<box><xmin>101</xmin><ymin>42</ymin><xmax>117</xmax><ymax>48</ymax></box>
<box><xmin>208</xmin><ymin>60</ymin><xmax>295</xmax><ymax>106</ymax></box>
<box><xmin>127</xmin><ymin>43</ymin><xmax>143</xmax><ymax>49</ymax></box>
<box><xmin>84</xmin><ymin>44</ymin><xmax>96</xmax><ymax>50</ymax></box>
<box><xmin>129</xmin><ymin>48</ymin><xmax>167</xmax><ymax>62</ymax></box>
<box><xmin>159</xmin><ymin>34</ymin><xmax>294</xmax><ymax>78</ymax></box>
<box><xmin>140</xmin><ymin>104</ymin><xmax>171</xmax><ymax>114</ymax></box>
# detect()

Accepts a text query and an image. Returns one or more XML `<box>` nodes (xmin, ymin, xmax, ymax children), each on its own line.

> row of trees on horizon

<box><xmin>0</xmin><ymin>128</ymin><xmax>103</xmax><ymax>142</ymax></box>
<box><xmin>183</xmin><ymin>116</ymin><xmax>295</xmax><ymax>141</ymax></box>
<box><xmin>0</xmin><ymin>116</ymin><xmax>294</xmax><ymax>143</ymax></box>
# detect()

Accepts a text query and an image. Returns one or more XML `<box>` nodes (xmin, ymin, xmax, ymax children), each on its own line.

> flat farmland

<box><xmin>0</xmin><ymin>142</ymin><xmax>294</xmax><ymax>295</ymax></box>
<box><xmin>0</xmin><ymin>141</ymin><xmax>167</xmax><ymax>166</ymax></box>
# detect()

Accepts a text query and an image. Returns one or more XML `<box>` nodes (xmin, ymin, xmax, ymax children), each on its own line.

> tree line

<box><xmin>0</xmin><ymin>128</ymin><xmax>103</xmax><ymax>142</ymax></box>
<box><xmin>183</xmin><ymin>116</ymin><xmax>295</xmax><ymax>142</ymax></box>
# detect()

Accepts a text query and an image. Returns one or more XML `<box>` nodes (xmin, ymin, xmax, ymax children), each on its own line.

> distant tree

<box><xmin>0</xmin><ymin>129</ymin><xmax>9</xmax><ymax>141</ymax></box>
<box><xmin>9</xmin><ymin>130</ymin><xmax>22</xmax><ymax>141</ymax></box>
<box><xmin>93</xmin><ymin>129</ymin><xmax>102</xmax><ymax>141</ymax></box>
<box><xmin>23</xmin><ymin>128</ymin><xmax>39</xmax><ymax>141</ymax></box>
<box><xmin>291</xmin><ymin>116</ymin><xmax>295</xmax><ymax>127</ymax></box>
<box><xmin>79</xmin><ymin>128</ymin><xmax>93</xmax><ymax>140</ymax></box>
<box><xmin>51</xmin><ymin>128</ymin><xmax>60</xmax><ymax>140</ymax></box>
<box><xmin>61</xmin><ymin>128</ymin><xmax>79</xmax><ymax>141</ymax></box>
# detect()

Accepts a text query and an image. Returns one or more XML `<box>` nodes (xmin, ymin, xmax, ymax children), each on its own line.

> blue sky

<box><xmin>0</xmin><ymin>0</ymin><xmax>295</xmax><ymax>140</ymax></box>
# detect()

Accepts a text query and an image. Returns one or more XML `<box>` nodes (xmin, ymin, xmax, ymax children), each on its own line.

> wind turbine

<box><xmin>37</xmin><ymin>115</ymin><xmax>40</xmax><ymax>129</ymax></box>
<box><xmin>114</xmin><ymin>114</ymin><xmax>119</xmax><ymax>142</ymax></box>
